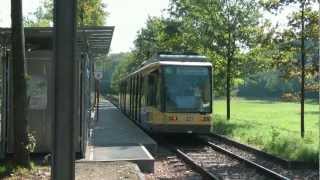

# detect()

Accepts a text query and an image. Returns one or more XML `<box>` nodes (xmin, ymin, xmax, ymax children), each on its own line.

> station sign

<box><xmin>94</xmin><ymin>71</ymin><xmax>103</xmax><ymax>80</ymax></box>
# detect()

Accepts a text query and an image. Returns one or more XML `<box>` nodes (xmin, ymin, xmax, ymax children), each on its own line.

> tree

<box><xmin>169</xmin><ymin>0</ymin><xmax>261</xmax><ymax>119</ymax></box>
<box><xmin>110</xmin><ymin>53</ymin><xmax>135</xmax><ymax>93</ymax></box>
<box><xmin>24</xmin><ymin>0</ymin><xmax>108</xmax><ymax>27</ymax></box>
<box><xmin>133</xmin><ymin>16</ymin><xmax>198</xmax><ymax>64</ymax></box>
<box><xmin>24</xmin><ymin>0</ymin><xmax>53</xmax><ymax>27</ymax></box>
<box><xmin>94</xmin><ymin>53</ymin><xmax>129</xmax><ymax>95</ymax></box>
<box><xmin>261</xmin><ymin>0</ymin><xmax>319</xmax><ymax>137</ymax></box>
<box><xmin>110</xmin><ymin>16</ymin><xmax>203</xmax><ymax>95</ymax></box>
<box><xmin>78</xmin><ymin>0</ymin><xmax>108</xmax><ymax>26</ymax></box>
<box><xmin>11</xmin><ymin>0</ymin><xmax>30</xmax><ymax>167</ymax></box>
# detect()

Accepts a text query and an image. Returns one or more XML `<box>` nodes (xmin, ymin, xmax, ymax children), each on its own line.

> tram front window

<box><xmin>164</xmin><ymin>66</ymin><xmax>211</xmax><ymax>113</ymax></box>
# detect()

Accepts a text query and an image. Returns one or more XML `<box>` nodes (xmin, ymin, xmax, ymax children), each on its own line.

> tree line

<box><xmin>24</xmin><ymin>0</ymin><xmax>107</xmax><ymax>27</ymax></box>
<box><xmin>110</xmin><ymin>0</ymin><xmax>319</xmax><ymax>121</ymax></box>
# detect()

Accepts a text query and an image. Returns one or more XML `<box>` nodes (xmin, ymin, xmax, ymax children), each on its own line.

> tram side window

<box><xmin>141</xmin><ymin>77</ymin><xmax>146</xmax><ymax>107</ymax></box>
<box><xmin>126</xmin><ymin>80</ymin><xmax>130</xmax><ymax>109</ymax></box>
<box><xmin>146</xmin><ymin>70</ymin><xmax>159</xmax><ymax>108</ymax></box>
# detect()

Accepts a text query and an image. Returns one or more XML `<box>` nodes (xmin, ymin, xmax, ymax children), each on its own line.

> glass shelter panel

<box><xmin>25</xmin><ymin>52</ymin><xmax>53</xmax><ymax>152</ymax></box>
<box><xmin>0</xmin><ymin>49</ymin><xmax>4</xmax><ymax>158</ymax></box>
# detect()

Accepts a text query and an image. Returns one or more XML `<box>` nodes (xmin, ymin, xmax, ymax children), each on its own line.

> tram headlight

<box><xmin>168</xmin><ymin>116</ymin><xmax>177</xmax><ymax>121</ymax></box>
<box><xmin>202</xmin><ymin>116</ymin><xmax>211</xmax><ymax>121</ymax></box>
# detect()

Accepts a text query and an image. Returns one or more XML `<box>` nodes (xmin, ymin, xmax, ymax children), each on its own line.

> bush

<box><xmin>280</xmin><ymin>93</ymin><xmax>299</xmax><ymax>102</ymax></box>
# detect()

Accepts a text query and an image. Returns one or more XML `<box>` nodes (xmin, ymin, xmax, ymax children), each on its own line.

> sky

<box><xmin>0</xmin><ymin>0</ymin><xmax>301</xmax><ymax>54</ymax></box>
<box><xmin>103</xmin><ymin>0</ymin><xmax>170</xmax><ymax>53</ymax></box>
<box><xmin>0</xmin><ymin>0</ymin><xmax>170</xmax><ymax>53</ymax></box>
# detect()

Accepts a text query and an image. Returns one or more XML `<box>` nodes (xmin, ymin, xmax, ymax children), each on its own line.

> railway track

<box><xmin>173</xmin><ymin>145</ymin><xmax>288</xmax><ymax>180</ymax></box>
<box><xmin>165</xmin><ymin>154</ymin><xmax>203</xmax><ymax>180</ymax></box>
<box><xmin>172</xmin><ymin>147</ymin><xmax>220</xmax><ymax>180</ymax></box>
<box><xmin>206</xmin><ymin>134</ymin><xmax>319</xmax><ymax>169</ymax></box>
<box><xmin>202</xmin><ymin>134</ymin><xmax>319</xmax><ymax>180</ymax></box>
<box><xmin>160</xmin><ymin>135</ymin><xmax>292</xmax><ymax>180</ymax></box>
<box><xmin>107</xmin><ymin>96</ymin><xmax>318</xmax><ymax>179</ymax></box>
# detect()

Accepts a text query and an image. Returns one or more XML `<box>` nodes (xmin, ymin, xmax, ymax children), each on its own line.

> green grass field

<box><xmin>212</xmin><ymin>98</ymin><xmax>319</xmax><ymax>162</ymax></box>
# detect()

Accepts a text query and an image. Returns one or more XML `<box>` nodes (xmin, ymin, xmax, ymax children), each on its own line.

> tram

<box><xmin>119</xmin><ymin>53</ymin><xmax>212</xmax><ymax>134</ymax></box>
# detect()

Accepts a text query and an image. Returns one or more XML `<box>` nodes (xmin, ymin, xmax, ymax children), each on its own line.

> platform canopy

<box><xmin>0</xmin><ymin>26</ymin><xmax>114</xmax><ymax>56</ymax></box>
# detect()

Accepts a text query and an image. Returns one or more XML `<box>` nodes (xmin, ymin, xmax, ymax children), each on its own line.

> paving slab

<box><xmin>94</xmin><ymin>100</ymin><xmax>157</xmax><ymax>152</ymax></box>
<box><xmin>78</xmin><ymin>99</ymin><xmax>156</xmax><ymax>173</ymax></box>
<box><xmin>92</xmin><ymin>145</ymin><xmax>152</xmax><ymax>161</ymax></box>
<box><xmin>75</xmin><ymin>161</ymin><xmax>144</xmax><ymax>180</ymax></box>
<box><xmin>90</xmin><ymin>145</ymin><xmax>154</xmax><ymax>173</ymax></box>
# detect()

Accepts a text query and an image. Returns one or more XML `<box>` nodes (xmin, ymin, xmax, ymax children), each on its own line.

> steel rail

<box><xmin>207</xmin><ymin>134</ymin><xmax>318</xmax><ymax>169</ymax></box>
<box><xmin>206</xmin><ymin>141</ymin><xmax>290</xmax><ymax>180</ymax></box>
<box><xmin>174</xmin><ymin>147</ymin><xmax>221</xmax><ymax>180</ymax></box>
<box><xmin>207</xmin><ymin>134</ymin><xmax>289</xmax><ymax>167</ymax></box>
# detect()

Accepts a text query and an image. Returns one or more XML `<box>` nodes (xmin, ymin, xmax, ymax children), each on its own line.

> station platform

<box><xmin>75</xmin><ymin>161</ymin><xmax>144</xmax><ymax>180</ymax></box>
<box><xmin>79</xmin><ymin>99</ymin><xmax>156</xmax><ymax>173</ymax></box>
